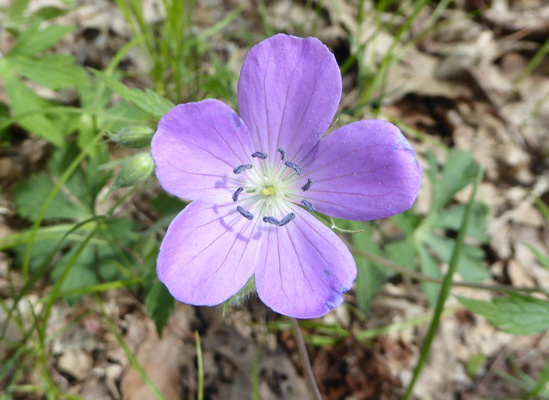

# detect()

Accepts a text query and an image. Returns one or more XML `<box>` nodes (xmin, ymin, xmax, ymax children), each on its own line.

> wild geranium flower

<box><xmin>151</xmin><ymin>34</ymin><xmax>422</xmax><ymax>318</ymax></box>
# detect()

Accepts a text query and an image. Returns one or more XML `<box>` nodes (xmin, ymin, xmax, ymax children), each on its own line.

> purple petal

<box><xmin>299</xmin><ymin>120</ymin><xmax>422</xmax><ymax>221</ymax></box>
<box><xmin>238</xmin><ymin>34</ymin><xmax>341</xmax><ymax>162</ymax></box>
<box><xmin>255</xmin><ymin>207</ymin><xmax>356</xmax><ymax>318</ymax></box>
<box><xmin>157</xmin><ymin>200</ymin><xmax>262</xmax><ymax>306</ymax></box>
<box><xmin>151</xmin><ymin>99</ymin><xmax>255</xmax><ymax>202</ymax></box>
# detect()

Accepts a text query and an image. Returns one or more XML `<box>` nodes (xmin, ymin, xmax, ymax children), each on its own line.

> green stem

<box><xmin>402</xmin><ymin>166</ymin><xmax>484</xmax><ymax>399</ymax></box>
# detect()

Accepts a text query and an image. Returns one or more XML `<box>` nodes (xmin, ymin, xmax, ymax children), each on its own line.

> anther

<box><xmin>232</xmin><ymin>187</ymin><xmax>244</xmax><ymax>202</ymax></box>
<box><xmin>237</xmin><ymin>206</ymin><xmax>254</xmax><ymax>220</ymax></box>
<box><xmin>301</xmin><ymin>199</ymin><xmax>314</xmax><ymax>213</ymax></box>
<box><xmin>301</xmin><ymin>178</ymin><xmax>313</xmax><ymax>191</ymax></box>
<box><xmin>251</xmin><ymin>151</ymin><xmax>268</xmax><ymax>159</ymax></box>
<box><xmin>262</xmin><ymin>213</ymin><xmax>295</xmax><ymax>227</ymax></box>
<box><xmin>233</xmin><ymin>164</ymin><xmax>253</xmax><ymax>174</ymax></box>
<box><xmin>284</xmin><ymin>161</ymin><xmax>301</xmax><ymax>175</ymax></box>
<box><xmin>277</xmin><ymin>148</ymin><xmax>286</xmax><ymax>161</ymax></box>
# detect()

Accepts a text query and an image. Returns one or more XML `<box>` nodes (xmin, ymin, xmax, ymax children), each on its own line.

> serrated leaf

<box><xmin>427</xmin><ymin>234</ymin><xmax>490</xmax><ymax>282</ymax></box>
<box><xmin>458</xmin><ymin>294</ymin><xmax>549</xmax><ymax>335</ymax></box>
<box><xmin>91</xmin><ymin>69</ymin><xmax>174</xmax><ymax>117</ymax></box>
<box><xmin>9</xmin><ymin>24</ymin><xmax>76</xmax><ymax>56</ymax></box>
<box><xmin>434</xmin><ymin>202</ymin><xmax>490</xmax><ymax>242</ymax></box>
<box><xmin>145</xmin><ymin>280</ymin><xmax>175</xmax><ymax>336</ymax></box>
<box><xmin>13</xmin><ymin>172</ymin><xmax>90</xmax><ymax>221</ymax></box>
<box><xmin>8</xmin><ymin>54</ymin><xmax>90</xmax><ymax>89</ymax></box>
<box><xmin>3</xmin><ymin>71</ymin><xmax>64</xmax><ymax>146</ymax></box>
<box><xmin>350</xmin><ymin>222</ymin><xmax>390</xmax><ymax>313</ymax></box>
<box><xmin>432</xmin><ymin>150</ymin><xmax>477</xmax><ymax>212</ymax></box>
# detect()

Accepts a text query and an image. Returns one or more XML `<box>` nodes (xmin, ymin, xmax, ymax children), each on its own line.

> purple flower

<box><xmin>151</xmin><ymin>34</ymin><xmax>422</xmax><ymax>318</ymax></box>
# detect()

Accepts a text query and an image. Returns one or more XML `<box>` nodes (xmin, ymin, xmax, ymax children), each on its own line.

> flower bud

<box><xmin>113</xmin><ymin>153</ymin><xmax>154</xmax><ymax>189</ymax></box>
<box><xmin>108</xmin><ymin>126</ymin><xmax>155</xmax><ymax>148</ymax></box>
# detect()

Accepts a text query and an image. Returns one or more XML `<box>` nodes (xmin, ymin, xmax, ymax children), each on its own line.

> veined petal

<box><xmin>299</xmin><ymin>120</ymin><xmax>422</xmax><ymax>221</ymax></box>
<box><xmin>238</xmin><ymin>34</ymin><xmax>341</xmax><ymax>162</ymax></box>
<box><xmin>157</xmin><ymin>200</ymin><xmax>262</xmax><ymax>306</ymax></box>
<box><xmin>255</xmin><ymin>207</ymin><xmax>356</xmax><ymax>318</ymax></box>
<box><xmin>151</xmin><ymin>99</ymin><xmax>255</xmax><ymax>202</ymax></box>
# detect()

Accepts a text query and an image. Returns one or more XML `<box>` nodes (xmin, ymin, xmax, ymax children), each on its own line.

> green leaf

<box><xmin>431</xmin><ymin>150</ymin><xmax>477</xmax><ymax>212</ymax></box>
<box><xmin>350</xmin><ymin>222</ymin><xmax>390</xmax><ymax>313</ymax></box>
<box><xmin>418</xmin><ymin>246</ymin><xmax>443</xmax><ymax>306</ymax></box>
<box><xmin>9</xmin><ymin>24</ymin><xmax>76</xmax><ymax>56</ymax></box>
<box><xmin>145</xmin><ymin>280</ymin><xmax>175</xmax><ymax>336</ymax></box>
<box><xmin>3</xmin><ymin>70</ymin><xmax>64</xmax><ymax>146</ymax></box>
<box><xmin>8</xmin><ymin>54</ymin><xmax>90</xmax><ymax>89</ymax></box>
<box><xmin>434</xmin><ymin>202</ymin><xmax>490</xmax><ymax>242</ymax></box>
<box><xmin>427</xmin><ymin>234</ymin><xmax>490</xmax><ymax>282</ymax></box>
<box><xmin>52</xmin><ymin>245</ymin><xmax>100</xmax><ymax>304</ymax></box>
<box><xmin>13</xmin><ymin>172</ymin><xmax>90</xmax><ymax>221</ymax></box>
<box><xmin>458</xmin><ymin>294</ymin><xmax>549</xmax><ymax>335</ymax></box>
<box><xmin>386</xmin><ymin>238</ymin><xmax>417</xmax><ymax>271</ymax></box>
<box><xmin>12</xmin><ymin>145</ymin><xmax>101</xmax><ymax>222</ymax></box>
<box><xmin>526</xmin><ymin>245</ymin><xmax>549</xmax><ymax>271</ymax></box>
<box><xmin>91</xmin><ymin>69</ymin><xmax>174</xmax><ymax>117</ymax></box>
<box><xmin>7</xmin><ymin>0</ymin><xmax>31</xmax><ymax>24</ymax></box>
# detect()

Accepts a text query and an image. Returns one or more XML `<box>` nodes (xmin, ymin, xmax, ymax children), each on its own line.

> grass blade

<box><xmin>403</xmin><ymin>166</ymin><xmax>484</xmax><ymax>399</ymax></box>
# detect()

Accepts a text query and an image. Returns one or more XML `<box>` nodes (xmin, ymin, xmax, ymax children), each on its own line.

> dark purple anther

<box><xmin>252</xmin><ymin>151</ymin><xmax>268</xmax><ymax>159</ymax></box>
<box><xmin>277</xmin><ymin>148</ymin><xmax>286</xmax><ymax>161</ymax></box>
<box><xmin>236</xmin><ymin>206</ymin><xmax>254</xmax><ymax>220</ymax></box>
<box><xmin>301</xmin><ymin>178</ymin><xmax>313</xmax><ymax>191</ymax></box>
<box><xmin>301</xmin><ymin>199</ymin><xmax>314</xmax><ymax>213</ymax></box>
<box><xmin>233</xmin><ymin>164</ymin><xmax>253</xmax><ymax>174</ymax></box>
<box><xmin>284</xmin><ymin>161</ymin><xmax>301</xmax><ymax>175</ymax></box>
<box><xmin>263</xmin><ymin>212</ymin><xmax>295</xmax><ymax>226</ymax></box>
<box><xmin>232</xmin><ymin>187</ymin><xmax>244</xmax><ymax>202</ymax></box>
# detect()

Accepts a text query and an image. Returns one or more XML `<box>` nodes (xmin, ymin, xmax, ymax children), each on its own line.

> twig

<box><xmin>291</xmin><ymin>318</ymin><xmax>322</xmax><ymax>400</ymax></box>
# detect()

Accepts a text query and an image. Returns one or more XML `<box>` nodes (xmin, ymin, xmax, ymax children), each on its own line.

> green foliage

<box><xmin>352</xmin><ymin>149</ymin><xmax>490</xmax><ymax>311</ymax></box>
<box><xmin>458</xmin><ymin>294</ymin><xmax>549</xmax><ymax>335</ymax></box>
<box><xmin>91</xmin><ymin>69</ymin><xmax>174</xmax><ymax>117</ymax></box>
<box><xmin>350</xmin><ymin>222</ymin><xmax>390</xmax><ymax>312</ymax></box>
<box><xmin>13</xmin><ymin>144</ymin><xmax>108</xmax><ymax>222</ymax></box>
<box><xmin>145</xmin><ymin>280</ymin><xmax>175</xmax><ymax>336</ymax></box>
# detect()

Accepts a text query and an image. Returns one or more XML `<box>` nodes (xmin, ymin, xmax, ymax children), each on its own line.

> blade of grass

<box><xmin>402</xmin><ymin>166</ymin><xmax>485</xmax><ymax>400</ymax></box>
<box><xmin>252</xmin><ymin>342</ymin><xmax>262</xmax><ymax>400</ymax></box>
<box><xmin>99</xmin><ymin>297</ymin><xmax>167</xmax><ymax>400</ymax></box>
<box><xmin>195</xmin><ymin>330</ymin><xmax>204</xmax><ymax>400</ymax></box>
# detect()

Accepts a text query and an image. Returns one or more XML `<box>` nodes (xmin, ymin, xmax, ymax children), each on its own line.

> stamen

<box><xmin>251</xmin><ymin>151</ymin><xmax>268</xmax><ymax>159</ymax></box>
<box><xmin>301</xmin><ymin>199</ymin><xmax>314</xmax><ymax>213</ymax></box>
<box><xmin>236</xmin><ymin>206</ymin><xmax>254</xmax><ymax>220</ymax></box>
<box><xmin>301</xmin><ymin>178</ymin><xmax>313</xmax><ymax>191</ymax></box>
<box><xmin>284</xmin><ymin>161</ymin><xmax>301</xmax><ymax>175</ymax></box>
<box><xmin>232</xmin><ymin>187</ymin><xmax>244</xmax><ymax>202</ymax></box>
<box><xmin>262</xmin><ymin>213</ymin><xmax>295</xmax><ymax>227</ymax></box>
<box><xmin>233</xmin><ymin>164</ymin><xmax>253</xmax><ymax>174</ymax></box>
<box><xmin>277</xmin><ymin>148</ymin><xmax>286</xmax><ymax>161</ymax></box>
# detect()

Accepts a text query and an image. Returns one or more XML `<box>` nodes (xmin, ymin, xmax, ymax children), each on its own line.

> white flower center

<box><xmin>231</xmin><ymin>149</ymin><xmax>314</xmax><ymax>226</ymax></box>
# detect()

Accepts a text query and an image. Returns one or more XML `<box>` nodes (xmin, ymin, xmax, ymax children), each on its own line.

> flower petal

<box><xmin>255</xmin><ymin>207</ymin><xmax>356</xmax><ymax>318</ymax></box>
<box><xmin>299</xmin><ymin>120</ymin><xmax>422</xmax><ymax>221</ymax></box>
<box><xmin>238</xmin><ymin>34</ymin><xmax>342</xmax><ymax>162</ymax></box>
<box><xmin>151</xmin><ymin>99</ymin><xmax>255</xmax><ymax>202</ymax></box>
<box><xmin>157</xmin><ymin>200</ymin><xmax>262</xmax><ymax>306</ymax></box>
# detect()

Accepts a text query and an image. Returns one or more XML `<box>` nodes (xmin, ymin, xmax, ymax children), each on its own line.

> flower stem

<box><xmin>291</xmin><ymin>318</ymin><xmax>322</xmax><ymax>400</ymax></box>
